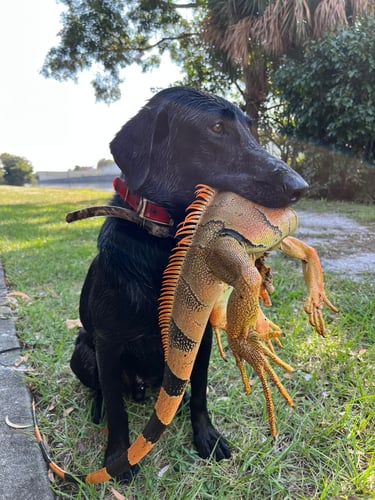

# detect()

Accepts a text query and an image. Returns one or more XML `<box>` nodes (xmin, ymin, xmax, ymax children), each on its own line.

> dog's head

<box><xmin>110</xmin><ymin>87</ymin><xmax>308</xmax><ymax>213</ymax></box>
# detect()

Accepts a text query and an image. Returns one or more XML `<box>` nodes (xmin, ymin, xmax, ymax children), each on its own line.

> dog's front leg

<box><xmin>96</xmin><ymin>340</ymin><xmax>138</xmax><ymax>482</ymax></box>
<box><xmin>190</xmin><ymin>324</ymin><xmax>231</xmax><ymax>461</ymax></box>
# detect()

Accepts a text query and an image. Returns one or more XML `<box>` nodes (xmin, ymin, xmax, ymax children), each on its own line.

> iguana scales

<box><xmin>35</xmin><ymin>185</ymin><xmax>337</xmax><ymax>484</ymax></box>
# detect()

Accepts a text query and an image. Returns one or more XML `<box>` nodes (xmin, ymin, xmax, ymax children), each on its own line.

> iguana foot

<box><xmin>229</xmin><ymin>331</ymin><xmax>294</xmax><ymax>437</ymax></box>
<box><xmin>304</xmin><ymin>291</ymin><xmax>339</xmax><ymax>336</ymax></box>
<box><xmin>213</xmin><ymin>326</ymin><xmax>227</xmax><ymax>361</ymax></box>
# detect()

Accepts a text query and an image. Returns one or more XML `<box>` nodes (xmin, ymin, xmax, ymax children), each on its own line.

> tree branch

<box><xmin>137</xmin><ymin>32</ymin><xmax>199</xmax><ymax>52</ymax></box>
<box><xmin>167</xmin><ymin>2</ymin><xmax>201</xmax><ymax>8</ymax></box>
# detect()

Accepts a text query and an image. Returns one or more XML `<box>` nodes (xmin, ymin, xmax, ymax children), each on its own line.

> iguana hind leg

<box><xmin>206</xmin><ymin>235</ymin><xmax>294</xmax><ymax>436</ymax></box>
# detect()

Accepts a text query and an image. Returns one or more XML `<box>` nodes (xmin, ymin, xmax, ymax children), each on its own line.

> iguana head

<box><xmin>199</xmin><ymin>190</ymin><xmax>298</xmax><ymax>253</ymax></box>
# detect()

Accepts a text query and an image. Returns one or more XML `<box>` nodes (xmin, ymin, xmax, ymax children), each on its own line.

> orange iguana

<box><xmin>35</xmin><ymin>185</ymin><xmax>337</xmax><ymax>484</ymax></box>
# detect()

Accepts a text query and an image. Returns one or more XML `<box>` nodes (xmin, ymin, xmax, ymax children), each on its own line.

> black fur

<box><xmin>70</xmin><ymin>87</ymin><xmax>307</xmax><ymax>479</ymax></box>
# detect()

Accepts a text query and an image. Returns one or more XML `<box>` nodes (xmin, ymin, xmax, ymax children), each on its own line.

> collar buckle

<box><xmin>113</xmin><ymin>176</ymin><xmax>174</xmax><ymax>230</ymax></box>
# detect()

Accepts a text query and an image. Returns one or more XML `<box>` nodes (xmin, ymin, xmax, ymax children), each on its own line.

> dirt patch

<box><xmin>294</xmin><ymin>211</ymin><xmax>375</xmax><ymax>278</ymax></box>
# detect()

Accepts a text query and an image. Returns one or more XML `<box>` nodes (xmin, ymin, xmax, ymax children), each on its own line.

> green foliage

<box><xmin>42</xmin><ymin>0</ymin><xmax>193</xmax><ymax>102</ymax></box>
<box><xmin>289</xmin><ymin>141</ymin><xmax>375</xmax><ymax>203</ymax></box>
<box><xmin>96</xmin><ymin>158</ymin><xmax>114</xmax><ymax>169</ymax></box>
<box><xmin>273</xmin><ymin>17</ymin><xmax>375</xmax><ymax>165</ymax></box>
<box><xmin>0</xmin><ymin>153</ymin><xmax>35</xmax><ymax>186</ymax></box>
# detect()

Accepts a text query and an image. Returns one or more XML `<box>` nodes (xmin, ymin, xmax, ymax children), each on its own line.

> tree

<box><xmin>203</xmin><ymin>0</ymin><xmax>374</xmax><ymax>135</ymax></box>
<box><xmin>42</xmin><ymin>1</ymin><xmax>374</xmax><ymax>136</ymax></box>
<box><xmin>0</xmin><ymin>153</ymin><xmax>35</xmax><ymax>186</ymax></box>
<box><xmin>270</xmin><ymin>17</ymin><xmax>375</xmax><ymax>202</ymax></box>
<box><xmin>96</xmin><ymin>158</ymin><xmax>115</xmax><ymax>169</ymax></box>
<box><xmin>0</xmin><ymin>160</ymin><xmax>4</xmax><ymax>184</ymax></box>
<box><xmin>42</xmin><ymin>0</ymin><xmax>197</xmax><ymax>102</ymax></box>
<box><xmin>273</xmin><ymin>17</ymin><xmax>375</xmax><ymax>164</ymax></box>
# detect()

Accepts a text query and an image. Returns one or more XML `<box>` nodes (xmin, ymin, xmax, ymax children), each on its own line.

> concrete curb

<box><xmin>0</xmin><ymin>262</ymin><xmax>54</xmax><ymax>499</ymax></box>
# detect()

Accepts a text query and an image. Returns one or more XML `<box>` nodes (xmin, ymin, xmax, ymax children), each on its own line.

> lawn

<box><xmin>0</xmin><ymin>185</ymin><xmax>374</xmax><ymax>499</ymax></box>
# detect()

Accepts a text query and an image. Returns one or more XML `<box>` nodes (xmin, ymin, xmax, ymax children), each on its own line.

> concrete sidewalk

<box><xmin>0</xmin><ymin>262</ymin><xmax>54</xmax><ymax>499</ymax></box>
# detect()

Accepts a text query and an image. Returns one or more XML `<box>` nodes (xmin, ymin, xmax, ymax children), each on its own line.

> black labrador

<box><xmin>71</xmin><ymin>86</ymin><xmax>307</xmax><ymax>480</ymax></box>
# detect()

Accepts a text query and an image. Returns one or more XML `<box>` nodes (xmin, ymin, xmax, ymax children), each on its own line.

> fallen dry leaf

<box><xmin>6</xmin><ymin>291</ymin><xmax>31</xmax><ymax>301</ymax></box>
<box><xmin>48</xmin><ymin>469</ymin><xmax>55</xmax><ymax>483</ymax></box>
<box><xmin>157</xmin><ymin>464</ymin><xmax>170</xmax><ymax>478</ymax></box>
<box><xmin>14</xmin><ymin>354</ymin><xmax>29</xmax><ymax>367</ymax></box>
<box><xmin>65</xmin><ymin>318</ymin><xmax>83</xmax><ymax>329</ymax></box>
<box><xmin>63</xmin><ymin>407</ymin><xmax>75</xmax><ymax>418</ymax></box>
<box><xmin>349</xmin><ymin>348</ymin><xmax>367</xmax><ymax>359</ymax></box>
<box><xmin>111</xmin><ymin>487</ymin><xmax>126</xmax><ymax>500</ymax></box>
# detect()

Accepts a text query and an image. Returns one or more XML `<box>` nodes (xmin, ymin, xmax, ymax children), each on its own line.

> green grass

<box><xmin>1</xmin><ymin>185</ymin><xmax>374</xmax><ymax>499</ymax></box>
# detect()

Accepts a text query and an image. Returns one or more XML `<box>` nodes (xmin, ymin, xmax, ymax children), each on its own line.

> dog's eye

<box><xmin>210</xmin><ymin>121</ymin><xmax>224</xmax><ymax>134</ymax></box>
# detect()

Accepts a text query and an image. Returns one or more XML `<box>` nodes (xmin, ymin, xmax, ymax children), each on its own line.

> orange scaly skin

<box><xmin>34</xmin><ymin>185</ymin><xmax>337</xmax><ymax>484</ymax></box>
<box><xmin>278</xmin><ymin>236</ymin><xmax>339</xmax><ymax>334</ymax></box>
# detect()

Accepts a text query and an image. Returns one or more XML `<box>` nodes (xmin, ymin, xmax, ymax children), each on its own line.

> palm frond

<box><xmin>251</xmin><ymin>0</ymin><xmax>312</xmax><ymax>54</ymax></box>
<box><xmin>203</xmin><ymin>0</ymin><xmax>374</xmax><ymax>64</ymax></box>
<box><xmin>222</xmin><ymin>17</ymin><xmax>252</xmax><ymax>65</ymax></box>
<box><xmin>353</xmin><ymin>0</ymin><xmax>375</xmax><ymax>17</ymax></box>
<box><xmin>313</xmin><ymin>0</ymin><xmax>348</xmax><ymax>39</ymax></box>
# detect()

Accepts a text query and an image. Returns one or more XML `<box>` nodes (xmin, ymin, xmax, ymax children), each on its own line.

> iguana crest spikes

<box><xmin>159</xmin><ymin>184</ymin><xmax>217</xmax><ymax>360</ymax></box>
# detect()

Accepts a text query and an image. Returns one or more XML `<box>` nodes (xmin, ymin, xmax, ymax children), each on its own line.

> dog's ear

<box><xmin>110</xmin><ymin>105</ymin><xmax>170</xmax><ymax>191</ymax></box>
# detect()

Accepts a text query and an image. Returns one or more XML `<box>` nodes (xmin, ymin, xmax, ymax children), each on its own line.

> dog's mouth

<box><xmin>289</xmin><ymin>188</ymin><xmax>306</xmax><ymax>204</ymax></box>
<box><xmin>250</xmin><ymin>174</ymin><xmax>309</xmax><ymax>207</ymax></box>
<box><xmin>245</xmin><ymin>180</ymin><xmax>307</xmax><ymax>208</ymax></box>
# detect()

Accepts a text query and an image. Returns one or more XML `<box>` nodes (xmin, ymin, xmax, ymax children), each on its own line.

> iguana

<box><xmin>34</xmin><ymin>185</ymin><xmax>337</xmax><ymax>483</ymax></box>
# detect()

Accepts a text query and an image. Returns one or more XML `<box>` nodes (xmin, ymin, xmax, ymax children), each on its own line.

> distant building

<box><xmin>36</xmin><ymin>163</ymin><xmax>120</xmax><ymax>191</ymax></box>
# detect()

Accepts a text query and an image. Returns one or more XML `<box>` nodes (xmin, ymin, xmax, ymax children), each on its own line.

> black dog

<box><xmin>71</xmin><ymin>86</ymin><xmax>307</xmax><ymax>480</ymax></box>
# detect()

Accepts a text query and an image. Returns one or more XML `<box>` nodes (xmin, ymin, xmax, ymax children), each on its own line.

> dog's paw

<box><xmin>193</xmin><ymin>425</ymin><xmax>231</xmax><ymax>461</ymax></box>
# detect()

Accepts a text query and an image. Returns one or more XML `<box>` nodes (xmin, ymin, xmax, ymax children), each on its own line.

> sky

<box><xmin>0</xmin><ymin>0</ymin><xmax>181</xmax><ymax>172</ymax></box>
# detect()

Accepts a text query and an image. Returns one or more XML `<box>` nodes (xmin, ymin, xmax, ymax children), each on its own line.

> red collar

<box><xmin>113</xmin><ymin>177</ymin><xmax>173</xmax><ymax>227</ymax></box>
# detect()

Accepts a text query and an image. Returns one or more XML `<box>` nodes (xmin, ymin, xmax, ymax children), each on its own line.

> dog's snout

<box><xmin>270</xmin><ymin>160</ymin><xmax>308</xmax><ymax>204</ymax></box>
<box><xmin>289</xmin><ymin>187</ymin><xmax>306</xmax><ymax>203</ymax></box>
<box><xmin>284</xmin><ymin>176</ymin><xmax>309</xmax><ymax>203</ymax></box>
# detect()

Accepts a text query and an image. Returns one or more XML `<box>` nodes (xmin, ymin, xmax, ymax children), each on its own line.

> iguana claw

<box><xmin>304</xmin><ymin>290</ymin><xmax>339</xmax><ymax>336</ymax></box>
<box><xmin>228</xmin><ymin>330</ymin><xmax>294</xmax><ymax>437</ymax></box>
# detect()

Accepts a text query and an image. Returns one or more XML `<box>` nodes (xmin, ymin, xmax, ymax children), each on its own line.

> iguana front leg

<box><xmin>279</xmin><ymin>236</ymin><xmax>338</xmax><ymax>335</ymax></box>
<box><xmin>210</xmin><ymin>257</ymin><xmax>279</xmax><ymax>360</ymax></box>
<box><xmin>206</xmin><ymin>236</ymin><xmax>294</xmax><ymax>436</ymax></box>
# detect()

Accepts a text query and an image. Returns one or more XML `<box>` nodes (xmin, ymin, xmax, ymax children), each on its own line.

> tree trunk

<box><xmin>243</xmin><ymin>49</ymin><xmax>268</xmax><ymax>143</ymax></box>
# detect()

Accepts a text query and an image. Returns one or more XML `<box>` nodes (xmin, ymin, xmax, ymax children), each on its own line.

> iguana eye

<box><xmin>210</xmin><ymin>121</ymin><xmax>224</xmax><ymax>134</ymax></box>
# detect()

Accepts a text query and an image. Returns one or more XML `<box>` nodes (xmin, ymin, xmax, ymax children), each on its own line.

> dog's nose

<box><xmin>284</xmin><ymin>174</ymin><xmax>309</xmax><ymax>203</ymax></box>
